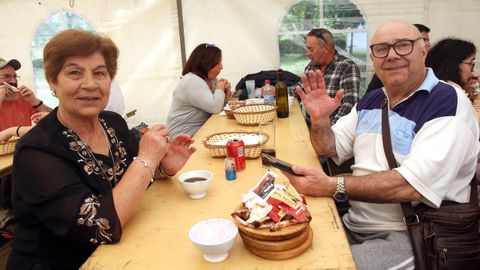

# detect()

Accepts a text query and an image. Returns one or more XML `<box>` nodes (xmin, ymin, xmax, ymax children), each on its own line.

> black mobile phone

<box><xmin>261</xmin><ymin>153</ymin><xmax>303</xmax><ymax>176</ymax></box>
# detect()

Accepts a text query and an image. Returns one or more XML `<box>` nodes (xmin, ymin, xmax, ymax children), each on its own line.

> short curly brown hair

<box><xmin>43</xmin><ymin>29</ymin><xmax>119</xmax><ymax>84</ymax></box>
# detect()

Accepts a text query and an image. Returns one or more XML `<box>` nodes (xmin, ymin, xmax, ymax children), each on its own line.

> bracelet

<box><xmin>32</xmin><ymin>100</ymin><xmax>43</xmax><ymax>109</ymax></box>
<box><xmin>133</xmin><ymin>156</ymin><xmax>155</xmax><ymax>182</ymax></box>
<box><xmin>16</xmin><ymin>126</ymin><xmax>21</xmax><ymax>137</ymax></box>
<box><xmin>159</xmin><ymin>163</ymin><xmax>175</xmax><ymax>178</ymax></box>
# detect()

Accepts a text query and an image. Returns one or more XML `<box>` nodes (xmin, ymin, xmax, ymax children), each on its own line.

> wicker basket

<box><xmin>203</xmin><ymin>132</ymin><xmax>269</xmax><ymax>159</ymax></box>
<box><xmin>0</xmin><ymin>136</ymin><xmax>19</xmax><ymax>157</ymax></box>
<box><xmin>224</xmin><ymin>100</ymin><xmax>245</xmax><ymax>119</ymax></box>
<box><xmin>232</xmin><ymin>104</ymin><xmax>276</xmax><ymax>126</ymax></box>
<box><xmin>224</xmin><ymin>109</ymin><xmax>235</xmax><ymax>119</ymax></box>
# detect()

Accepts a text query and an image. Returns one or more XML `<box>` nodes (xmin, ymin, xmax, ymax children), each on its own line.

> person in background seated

<box><xmin>366</xmin><ymin>23</ymin><xmax>431</xmax><ymax>92</ymax></box>
<box><xmin>166</xmin><ymin>43</ymin><xmax>231</xmax><ymax>138</ymax></box>
<box><xmin>303</xmin><ymin>28</ymin><xmax>360</xmax><ymax>124</ymax></box>
<box><xmin>0</xmin><ymin>57</ymin><xmax>52</xmax><ymax>141</ymax></box>
<box><xmin>284</xmin><ymin>20</ymin><xmax>478</xmax><ymax>269</ymax></box>
<box><xmin>7</xmin><ymin>29</ymin><xmax>196</xmax><ymax>270</ymax></box>
<box><xmin>425</xmin><ymin>38</ymin><xmax>477</xmax><ymax>102</ymax></box>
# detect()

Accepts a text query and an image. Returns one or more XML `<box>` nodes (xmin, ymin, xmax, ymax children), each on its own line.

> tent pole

<box><xmin>176</xmin><ymin>0</ymin><xmax>186</xmax><ymax>68</ymax></box>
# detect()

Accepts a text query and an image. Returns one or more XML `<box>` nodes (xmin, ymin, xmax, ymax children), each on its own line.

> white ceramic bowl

<box><xmin>178</xmin><ymin>170</ymin><xmax>213</xmax><ymax>199</ymax></box>
<box><xmin>189</xmin><ymin>218</ymin><xmax>238</xmax><ymax>263</ymax></box>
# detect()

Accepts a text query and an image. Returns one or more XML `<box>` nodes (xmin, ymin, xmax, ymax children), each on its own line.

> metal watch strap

<box><xmin>336</xmin><ymin>176</ymin><xmax>345</xmax><ymax>192</ymax></box>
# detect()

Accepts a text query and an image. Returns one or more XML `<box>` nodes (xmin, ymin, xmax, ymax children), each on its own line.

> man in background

<box><xmin>0</xmin><ymin>57</ymin><xmax>51</xmax><ymax>139</ymax></box>
<box><xmin>0</xmin><ymin>57</ymin><xmax>51</xmax><ymax>239</ymax></box>
<box><xmin>303</xmin><ymin>28</ymin><xmax>361</xmax><ymax>125</ymax></box>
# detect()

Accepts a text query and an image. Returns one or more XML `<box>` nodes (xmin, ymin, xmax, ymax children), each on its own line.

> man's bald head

<box><xmin>371</xmin><ymin>20</ymin><xmax>424</xmax><ymax>46</ymax></box>
<box><xmin>369</xmin><ymin>20</ymin><xmax>427</xmax><ymax>94</ymax></box>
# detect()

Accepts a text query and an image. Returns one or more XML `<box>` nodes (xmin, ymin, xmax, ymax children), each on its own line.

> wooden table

<box><xmin>82</xmin><ymin>101</ymin><xmax>356</xmax><ymax>269</ymax></box>
<box><xmin>0</xmin><ymin>154</ymin><xmax>13</xmax><ymax>177</ymax></box>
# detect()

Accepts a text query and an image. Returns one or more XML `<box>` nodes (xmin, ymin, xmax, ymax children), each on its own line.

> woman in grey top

<box><xmin>166</xmin><ymin>43</ymin><xmax>231</xmax><ymax>138</ymax></box>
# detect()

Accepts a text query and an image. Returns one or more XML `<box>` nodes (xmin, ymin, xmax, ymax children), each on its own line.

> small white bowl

<box><xmin>178</xmin><ymin>170</ymin><xmax>213</xmax><ymax>199</ymax></box>
<box><xmin>189</xmin><ymin>218</ymin><xmax>238</xmax><ymax>263</ymax></box>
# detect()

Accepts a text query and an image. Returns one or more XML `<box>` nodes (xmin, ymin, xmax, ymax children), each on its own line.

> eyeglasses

<box><xmin>0</xmin><ymin>74</ymin><xmax>20</xmax><ymax>80</ymax></box>
<box><xmin>205</xmin><ymin>43</ymin><xmax>216</xmax><ymax>48</ymax></box>
<box><xmin>462</xmin><ymin>61</ymin><xmax>476</xmax><ymax>70</ymax></box>
<box><xmin>308</xmin><ymin>29</ymin><xmax>329</xmax><ymax>44</ymax></box>
<box><xmin>370</xmin><ymin>37</ymin><xmax>423</xmax><ymax>58</ymax></box>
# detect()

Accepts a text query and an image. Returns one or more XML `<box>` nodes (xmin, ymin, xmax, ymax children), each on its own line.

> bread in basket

<box><xmin>0</xmin><ymin>136</ymin><xmax>19</xmax><ymax>157</ymax></box>
<box><xmin>232</xmin><ymin>104</ymin><xmax>276</xmax><ymax>126</ymax></box>
<box><xmin>203</xmin><ymin>132</ymin><xmax>269</xmax><ymax>159</ymax></box>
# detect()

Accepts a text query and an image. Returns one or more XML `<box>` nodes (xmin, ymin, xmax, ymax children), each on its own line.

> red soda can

<box><xmin>226</xmin><ymin>138</ymin><xmax>246</xmax><ymax>171</ymax></box>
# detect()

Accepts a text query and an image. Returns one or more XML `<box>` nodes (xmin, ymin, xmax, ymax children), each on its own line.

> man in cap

<box><xmin>0</xmin><ymin>57</ymin><xmax>51</xmax><ymax>141</ymax></box>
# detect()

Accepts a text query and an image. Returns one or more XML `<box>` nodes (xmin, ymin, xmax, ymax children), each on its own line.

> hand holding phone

<box><xmin>261</xmin><ymin>153</ymin><xmax>303</xmax><ymax>176</ymax></box>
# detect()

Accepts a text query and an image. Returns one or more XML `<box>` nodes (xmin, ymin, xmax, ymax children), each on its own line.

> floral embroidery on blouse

<box><xmin>62</xmin><ymin>117</ymin><xmax>128</xmax><ymax>245</ymax></box>
<box><xmin>63</xmin><ymin>118</ymin><xmax>127</xmax><ymax>186</ymax></box>
<box><xmin>77</xmin><ymin>195</ymin><xmax>112</xmax><ymax>244</ymax></box>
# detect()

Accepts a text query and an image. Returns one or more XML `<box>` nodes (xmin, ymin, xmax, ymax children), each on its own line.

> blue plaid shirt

<box><xmin>304</xmin><ymin>53</ymin><xmax>360</xmax><ymax>124</ymax></box>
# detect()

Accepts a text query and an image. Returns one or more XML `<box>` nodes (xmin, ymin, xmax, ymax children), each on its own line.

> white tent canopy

<box><xmin>1</xmin><ymin>0</ymin><xmax>479</xmax><ymax>126</ymax></box>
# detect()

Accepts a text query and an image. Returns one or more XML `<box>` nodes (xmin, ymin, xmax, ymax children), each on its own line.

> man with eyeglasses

<box><xmin>303</xmin><ymin>28</ymin><xmax>360</xmax><ymax>125</ymax></box>
<box><xmin>0</xmin><ymin>57</ymin><xmax>51</xmax><ymax>141</ymax></box>
<box><xmin>366</xmin><ymin>23</ymin><xmax>431</xmax><ymax>92</ymax></box>
<box><xmin>283</xmin><ymin>21</ymin><xmax>478</xmax><ymax>269</ymax></box>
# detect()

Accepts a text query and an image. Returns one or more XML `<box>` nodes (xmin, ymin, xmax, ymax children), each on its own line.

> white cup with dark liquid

<box><xmin>178</xmin><ymin>170</ymin><xmax>213</xmax><ymax>199</ymax></box>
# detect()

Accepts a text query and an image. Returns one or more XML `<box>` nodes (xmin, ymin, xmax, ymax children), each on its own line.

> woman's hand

<box><xmin>137</xmin><ymin>124</ymin><xmax>170</xmax><ymax>168</ymax></box>
<box><xmin>160</xmin><ymin>134</ymin><xmax>196</xmax><ymax>176</ymax></box>
<box><xmin>224</xmin><ymin>79</ymin><xmax>232</xmax><ymax>98</ymax></box>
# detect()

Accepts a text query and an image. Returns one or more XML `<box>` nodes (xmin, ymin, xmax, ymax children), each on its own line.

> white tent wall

<box><xmin>0</xmin><ymin>0</ymin><xmax>479</xmax><ymax>127</ymax></box>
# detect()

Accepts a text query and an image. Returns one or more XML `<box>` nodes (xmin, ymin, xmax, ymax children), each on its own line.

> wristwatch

<box><xmin>333</xmin><ymin>176</ymin><xmax>348</xmax><ymax>202</ymax></box>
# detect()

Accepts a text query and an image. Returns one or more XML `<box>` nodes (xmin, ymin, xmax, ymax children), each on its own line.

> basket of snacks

<box><xmin>0</xmin><ymin>136</ymin><xmax>19</xmax><ymax>157</ymax></box>
<box><xmin>224</xmin><ymin>100</ymin><xmax>245</xmax><ymax>119</ymax></box>
<box><xmin>231</xmin><ymin>171</ymin><xmax>313</xmax><ymax>260</ymax></box>
<box><xmin>203</xmin><ymin>132</ymin><xmax>269</xmax><ymax>159</ymax></box>
<box><xmin>232</xmin><ymin>104</ymin><xmax>276</xmax><ymax>126</ymax></box>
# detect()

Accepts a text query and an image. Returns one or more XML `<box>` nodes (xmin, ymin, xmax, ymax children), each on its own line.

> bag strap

<box><xmin>381</xmin><ymin>99</ymin><xmax>428</xmax><ymax>270</ymax></box>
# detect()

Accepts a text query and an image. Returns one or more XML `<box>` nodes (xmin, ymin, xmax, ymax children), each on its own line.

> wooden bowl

<box><xmin>242</xmin><ymin>226</ymin><xmax>313</xmax><ymax>260</ymax></box>
<box><xmin>238</xmin><ymin>224</ymin><xmax>310</xmax><ymax>252</ymax></box>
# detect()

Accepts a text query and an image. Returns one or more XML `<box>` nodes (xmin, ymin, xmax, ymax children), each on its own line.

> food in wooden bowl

<box><xmin>230</xmin><ymin>171</ymin><xmax>312</xmax><ymax>259</ymax></box>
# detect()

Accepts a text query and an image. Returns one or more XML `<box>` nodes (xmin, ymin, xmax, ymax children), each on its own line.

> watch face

<box><xmin>334</xmin><ymin>192</ymin><xmax>348</xmax><ymax>202</ymax></box>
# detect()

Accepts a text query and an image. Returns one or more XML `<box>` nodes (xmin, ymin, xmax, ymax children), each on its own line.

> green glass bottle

<box><xmin>275</xmin><ymin>69</ymin><xmax>289</xmax><ymax>118</ymax></box>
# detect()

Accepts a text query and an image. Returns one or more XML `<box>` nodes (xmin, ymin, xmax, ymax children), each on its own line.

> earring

<box><xmin>51</xmin><ymin>90</ymin><xmax>57</xmax><ymax>97</ymax></box>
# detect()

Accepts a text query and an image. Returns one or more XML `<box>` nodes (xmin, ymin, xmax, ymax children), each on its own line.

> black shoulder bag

<box><xmin>381</xmin><ymin>100</ymin><xmax>480</xmax><ymax>270</ymax></box>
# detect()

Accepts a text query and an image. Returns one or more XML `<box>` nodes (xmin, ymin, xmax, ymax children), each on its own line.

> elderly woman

<box><xmin>426</xmin><ymin>38</ymin><xmax>477</xmax><ymax>101</ymax></box>
<box><xmin>166</xmin><ymin>43</ymin><xmax>232</xmax><ymax>139</ymax></box>
<box><xmin>7</xmin><ymin>29</ymin><xmax>196</xmax><ymax>269</ymax></box>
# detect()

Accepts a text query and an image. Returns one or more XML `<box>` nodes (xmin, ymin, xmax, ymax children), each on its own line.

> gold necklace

<box><xmin>86</xmin><ymin>121</ymin><xmax>117</xmax><ymax>188</ymax></box>
<box><xmin>60</xmin><ymin>116</ymin><xmax>118</xmax><ymax>188</ymax></box>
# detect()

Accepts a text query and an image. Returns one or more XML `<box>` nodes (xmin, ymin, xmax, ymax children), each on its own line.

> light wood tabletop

<box><xmin>82</xmin><ymin>100</ymin><xmax>356</xmax><ymax>269</ymax></box>
<box><xmin>0</xmin><ymin>154</ymin><xmax>13</xmax><ymax>178</ymax></box>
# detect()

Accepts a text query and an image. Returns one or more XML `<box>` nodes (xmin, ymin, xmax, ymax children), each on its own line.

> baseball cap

<box><xmin>0</xmin><ymin>58</ymin><xmax>21</xmax><ymax>70</ymax></box>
